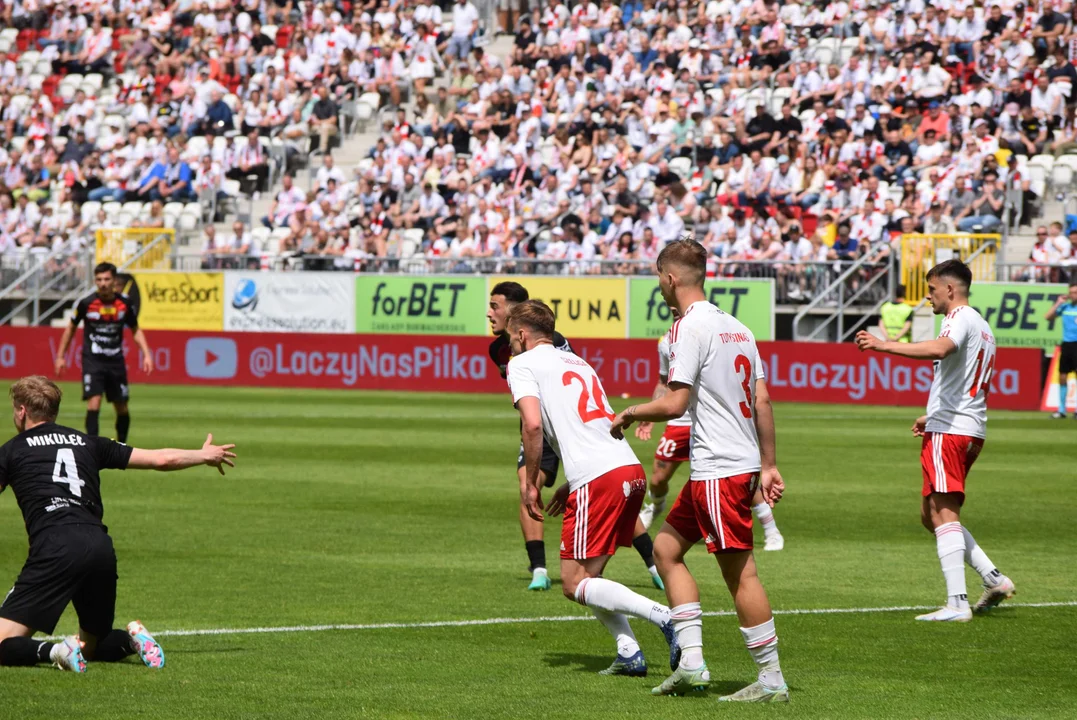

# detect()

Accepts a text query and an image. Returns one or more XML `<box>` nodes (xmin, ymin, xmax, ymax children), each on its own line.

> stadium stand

<box><xmin>1</xmin><ymin>0</ymin><xmax>1075</xmax><ymax>305</ymax></box>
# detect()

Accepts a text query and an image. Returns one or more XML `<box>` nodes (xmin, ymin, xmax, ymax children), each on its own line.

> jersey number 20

<box><xmin>52</xmin><ymin>448</ymin><xmax>86</xmax><ymax>498</ymax></box>
<box><xmin>562</xmin><ymin>371</ymin><xmax>616</xmax><ymax>423</ymax></box>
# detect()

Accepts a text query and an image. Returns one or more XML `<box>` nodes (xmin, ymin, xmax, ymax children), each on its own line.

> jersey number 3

<box><xmin>562</xmin><ymin>371</ymin><xmax>616</xmax><ymax>423</ymax></box>
<box><xmin>735</xmin><ymin>354</ymin><xmax>753</xmax><ymax>419</ymax></box>
<box><xmin>52</xmin><ymin>448</ymin><xmax>86</xmax><ymax>498</ymax></box>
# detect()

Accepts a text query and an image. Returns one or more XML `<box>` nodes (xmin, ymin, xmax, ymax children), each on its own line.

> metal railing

<box><xmin>0</xmin><ymin>247</ymin><xmax>96</xmax><ymax>326</ymax></box>
<box><xmin>995</xmin><ymin>262</ymin><xmax>1076</xmax><ymax>284</ymax></box>
<box><xmin>792</xmin><ymin>243</ymin><xmax>894</xmax><ymax>342</ymax></box>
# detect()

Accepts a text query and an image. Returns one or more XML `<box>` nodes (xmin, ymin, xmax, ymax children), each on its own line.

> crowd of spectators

<box><xmin>3</xmin><ymin>0</ymin><xmax>1077</xmax><ymax>300</ymax></box>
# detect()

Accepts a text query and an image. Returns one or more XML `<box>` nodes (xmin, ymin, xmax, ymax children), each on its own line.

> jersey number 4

<box><xmin>52</xmin><ymin>448</ymin><xmax>86</xmax><ymax>498</ymax></box>
<box><xmin>562</xmin><ymin>371</ymin><xmax>616</xmax><ymax>423</ymax></box>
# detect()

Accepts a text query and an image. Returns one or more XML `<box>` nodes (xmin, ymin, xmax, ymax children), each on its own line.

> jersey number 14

<box><xmin>969</xmin><ymin>349</ymin><xmax>995</xmax><ymax>399</ymax></box>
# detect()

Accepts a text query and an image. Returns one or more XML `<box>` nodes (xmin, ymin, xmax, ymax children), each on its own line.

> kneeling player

<box><xmin>507</xmin><ymin>301</ymin><xmax>678</xmax><ymax>676</ymax></box>
<box><xmin>0</xmin><ymin>376</ymin><xmax>236</xmax><ymax>673</ymax></box>
<box><xmin>636</xmin><ymin>330</ymin><xmax>784</xmax><ymax>551</ymax></box>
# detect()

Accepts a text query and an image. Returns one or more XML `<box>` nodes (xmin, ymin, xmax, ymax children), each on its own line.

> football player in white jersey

<box><xmin>610</xmin><ymin>240</ymin><xmax>789</xmax><ymax>703</ymax></box>
<box><xmin>506</xmin><ymin>300</ymin><xmax>680</xmax><ymax>678</ymax></box>
<box><xmin>636</xmin><ymin>328</ymin><xmax>786</xmax><ymax>551</ymax></box>
<box><xmin>856</xmin><ymin>260</ymin><xmax>1016</xmax><ymax>622</ymax></box>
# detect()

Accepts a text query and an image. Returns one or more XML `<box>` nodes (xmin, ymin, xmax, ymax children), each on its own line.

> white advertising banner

<box><xmin>223</xmin><ymin>272</ymin><xmax>356</xmax><ymax>333</ymax></box>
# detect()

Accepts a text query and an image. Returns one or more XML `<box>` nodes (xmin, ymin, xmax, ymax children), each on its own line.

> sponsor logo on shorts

<box><xmin>705</xmin><ymin>534</ymin><xmax>717</xmax><ymax>545</ymax></box>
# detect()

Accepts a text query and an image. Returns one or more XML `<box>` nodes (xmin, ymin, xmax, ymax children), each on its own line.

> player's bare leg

<box><xmin>113</xmin><ymin>400</ymin><xmax>130</xmax><ymax>444</ymax></box>
<box><xmin>715</xmin><ymin>551</ymin><xmax>789</xmax><ymax>703</ymax></box>
<box><xmin>561</xmin><ymin>554</ymin><xmax>679</xmax><ymax>677</ymax></box>
<box><xmin>752</xmin><ymin>488</ymin><xmax>784</xmax><ymax>551</ymax></box>
<box><xmin>519</xmin><ymin>466</ymin><xmax>550</xmax><ymax>590</ymax></box>
<box><xmin>650</xmin><ymin>524</ymin><xmax>710</xmax><ymax>695</ymax></box>
<box><xmin>0</xmin><ymin>617</ymin><xmax>85</xmax><ymax>673</ymax></box>
<box><xmin>632</xmin><ymin>518</ymin><xmax>665</xmax><ymax>590</ymax></box>
<box><xmin>639</xmin><ymin>459</ymin><xmax>678</xmax><ymax>531</ymax></box>
<box><xmin>85</xmin><ymin>394</ymin><xmax>103</xmax><ymax>437</ymax></box>
<box><xmin>919</xmin><ymin>495</ymin><xmax>1014</xmax><ymax>617</ymax></box>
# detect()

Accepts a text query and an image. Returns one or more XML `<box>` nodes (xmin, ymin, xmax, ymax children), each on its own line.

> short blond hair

<box><xmin>506</xmin><ymin>299</ymin><xmax>556</xmax><ymax>339</ymax></box>
<box><xmin>10</xmin><ymin>375</ymin><xmax>62</xmax><ymax>422</ymax></box>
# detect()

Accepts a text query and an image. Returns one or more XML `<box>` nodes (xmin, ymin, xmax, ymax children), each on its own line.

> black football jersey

<box><xmin>488</xmin><ymin>331</ymin><xmax>573</xmax><ymax>379</ymax></box>
<box><xmin>72</xmin><ymin>292</ymin><xmax>138</xmax><ymax>364</ymax></box>
<box><xmin>0</xmin><ymin>423</ymin><xmax>132</xmax><ymax>540</ymax></box>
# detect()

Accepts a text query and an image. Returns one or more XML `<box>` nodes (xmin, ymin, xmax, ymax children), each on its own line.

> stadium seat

<box><xmin>102</xmin><ymin>201</ymin><xmax>122</xmax><ymax>219</ymax></box>
<box><xmin>669</xmin><ymin>157</ymin><xmax>691</xmax><ymax>181</ymax></box>
<box><xmin>83</xmin><ymin>73</ymin><xmax>104</xmax><ymax>91</ymax></box>
<box><xmin>26</xmin><ymin>73</ymin><xmax>45</xmax><ymax>91</ymax></box>
<box><xmin>839</xmin><ymin>37</ymin><xmax>860</xmax><ymax>64</ymax></box>
<box><xmin>122</xmin><ymin>201</ymin><xmax>144</xmax><ymax>217</ymax></box>
<box><xmin>1051</xmin><ymin>164</ymin><xmax>1074</xmax><ymax>192</ymax></box>
<box><xmin>262</xmin><ymin>25</ymin><xmax>279</xmax><ymax>43</ymax></box>
<box><xmin>769</xmin><ymin>87</ymin><xmax>793</xmax><ymax>115</ymax></box>
<box><xmin>80</xmin><ymin>201</ymin><xmax>102</xmax><ymax>224</ymax></box>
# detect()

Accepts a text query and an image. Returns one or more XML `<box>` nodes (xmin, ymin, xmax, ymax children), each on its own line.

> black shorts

<box><xmin>0</xmin><ymin>525</ymin><xmax>118</xmax><ymax>637</ymax></box>
<box><xmin>82</xmin><ymin>360</ymin><xmax>129</xmax><ymax>403</ymax></box>
<box><xmin>1060</xmin><ymin>342</ymin><xmax>1077</xmax><ymax>375</ymax></box>
<box><xmin>518</xmin><ymin>440</ymin><xmax>559</xmax><ymax>487</ymax></box>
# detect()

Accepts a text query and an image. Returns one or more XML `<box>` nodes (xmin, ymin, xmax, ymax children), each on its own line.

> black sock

<box><xmin>525</xmin><ymin>540</ymin><xmax>546</xmax><ymax>571</ymax></box>
<box><xmin>633</xmin><ymin>532</ymin><xmax>655</xmax><ymax>568</ymax></box>
<box><xmin>86</xmin><ymin>410</ymin><xmax>100</xmax><ymax>436</ymax></box>
<box><xmin>93</xmin><ymin>629</ymin><xmax>135</xmax><ymax>662</ymax></box>
<box><xmin>116</xmin><ymin>413</ymin><xmax>130</xmax><ymax>443</ymax></box>
<box><xmin>0</xmin><ymin>637</ymin><xmax>51</xmax><ymax>666</ymax></box>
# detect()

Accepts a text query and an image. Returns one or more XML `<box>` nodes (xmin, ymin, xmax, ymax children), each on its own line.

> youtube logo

<box><xmin>185</xmin><ymin>338</ymin><xmax>238</xmax><ymax>380</ymax></box>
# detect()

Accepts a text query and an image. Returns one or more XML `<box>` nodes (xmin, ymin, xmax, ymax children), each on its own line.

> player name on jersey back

<box><xmin>926</xmin><ymin>305</ymin><xmax>996</xmax><ymax>439</ymax></box>
<box><xmin>667</xmin><ymin>301</ymin><xmax>765</xmax><ymax>481</ymax></box>
<box><xmin>507</xmin><ymin>344</ymin><xmax>639</xmax><ymax>491</ymax></box>
<box><xmin>25</xmin><ymin>433</ymin><xmax>88</xmax><ymax>448</ymax></box>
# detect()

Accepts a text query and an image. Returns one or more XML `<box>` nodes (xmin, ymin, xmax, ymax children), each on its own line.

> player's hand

<box><xmin>54</xmin><ymin>356</ymin><xmax>66</xmax><ymax>377</ymax></box>
<box><xmin>911</xmin><ymin>415</ymin><xmax>928</xmax><ymax>437</ymax></box>
<box><xmin>142</xmin><ymin>352</ymin><xmax>154</xmax><ymax>375</ymax></box>
<box><xmin>521</xmin><ymin>482</ymin><xmax>544</xmax><ymax>522</ymax></box>
<box><xmin>759</xmin><ymin>467</ymin><xmax>784</xmax><ymax>507</ymax></box>
<box><xmin>855</xmin><ymin>330</ymin><xmax>883</xmax><ymax>353</ymax></box>
<box><xmin>610</xmin><ymin>407</ymin><xmax>635</xmax><ymax>440</ymax></box>
<box><xmin>634</xmin><ymin>421</ymin><xmax>654</xmax><ymax>441</ymax></box>
<box><xmin>201</xmin><ymin>433</ymin><xmax>236</xmax><ymax>475</ymax></box>
<box><xmin>545</xmin><ymin>482</ymin><xmax>570</xmax><ymax>517</ymax></box>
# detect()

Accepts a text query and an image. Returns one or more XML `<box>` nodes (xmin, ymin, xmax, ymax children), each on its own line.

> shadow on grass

<box><xmin>542</xmin><ymin>652</ymin><xmax>615</xmax><ymax>673</ymax></box>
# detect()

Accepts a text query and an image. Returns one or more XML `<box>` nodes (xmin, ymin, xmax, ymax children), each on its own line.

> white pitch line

<box><xmin>60</xmin><ymin>601</ymin><xmax>1075</xmax><ymax>640</ymax></box>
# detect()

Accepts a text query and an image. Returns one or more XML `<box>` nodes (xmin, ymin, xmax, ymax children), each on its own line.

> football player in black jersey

<box><xmin>0</xmin><ymin>376</ymin><xmax>236</xmax><ymax>673</ymax></box>
<box><xmin>54</xmin><ymin>263</ymin><xmax>153</xmax><ymax>444</ymax></box>
<box><xmin>487</xmin><ymin>282</ymin><xmax>664</xmax><ymax>592</ymax></box>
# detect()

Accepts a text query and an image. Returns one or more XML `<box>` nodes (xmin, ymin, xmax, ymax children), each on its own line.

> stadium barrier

<box><xmin>130</xmin><ymin>271</ymin><xmax>776</xmax><ymax>341</ymax></box>
<box><xmin>900</xmin><ymin>233</ymin><xmax>999</xmax><ymax>306</ymax></box>
<box><xmin>0</xmin><ymin>328</ymin><xmax>1043</xmax><ymax>410</ymax></box>
<box><xmin>95</xmin><ymin>228</ymin><xmax>175</xmax><ymax>270</ymax></box>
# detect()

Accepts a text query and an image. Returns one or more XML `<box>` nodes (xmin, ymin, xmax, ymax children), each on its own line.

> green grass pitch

<box><xmin>0</xmin><ymin>385</ymin><xmax>1074</xmax><ymax>719</ymax></box>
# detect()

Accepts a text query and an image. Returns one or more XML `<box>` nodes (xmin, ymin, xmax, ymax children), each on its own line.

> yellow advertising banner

<box><xmin>133</xmin><ymin>272</ymin><xmax>224</xmax><ymax>330</ymax></box>
<box><xmin>490</xmin><ymin>277</ymin><xmax>627</xmax><ymax>338</ymax></box>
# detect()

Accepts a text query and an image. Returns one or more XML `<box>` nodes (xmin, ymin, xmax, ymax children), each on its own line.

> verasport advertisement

<box><xmin>223</xmin><ymin>271</ymin><xmax>355</xmax><ymax>333</ymax></box>
<box><xmin>0</xmin><ymin>329</ymin><xmax>1043</xmax><ymax>409</ymax></box>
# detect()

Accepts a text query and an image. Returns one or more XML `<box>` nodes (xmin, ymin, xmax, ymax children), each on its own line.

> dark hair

<box><xmin>506</xmin><ymin>300</ymin><xmax>556</xmax><ymax>338</ymax></box>
<box><xmin>490</xmin><ymin>281</ymin><xmax>529</xmax><ymax>304</ymax></box>
<box><xmin>895</xmin><ymin>284</ymin><xmax>907</xmax><ymax>299</ymax></box>
<box><xmin>926</xmin><ymin>259</ymin><xmax>973</xmax><ymax>290</ymax></box>
<box><xmin>94</xmin><ymin>262</ymin><xmax>117</xmax><ymax>277</ymax></box>
<box><xmin>657</xmin><ymin>238</ymin><xmax>707</xmax><ymax>288</ymax></box>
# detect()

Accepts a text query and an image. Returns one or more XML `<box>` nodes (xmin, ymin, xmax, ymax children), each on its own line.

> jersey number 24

<box><xmin>562</xmin><ymin>371</ymin><xmax>616</xmax><ymax>423</ymax></box>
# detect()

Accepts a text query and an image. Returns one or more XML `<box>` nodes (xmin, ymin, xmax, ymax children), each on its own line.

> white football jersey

<box><xmin>925</xmin><ymin>304</ymin><xmax>996</xmax><ymax>439</ymax></box>
<box><xmin>658</xmin><ymin>333</ymin><xmax>692</xmax><ymax>427</ymax></box>
<box><xmin>507</xmin><ymin>344</ymin><xmax>641</xmax><ymax>492</ymax></box>
<box><xmin>667</xmin><ymin>301</ymin><xmax>765</xmax><ymax>480</ymax></box>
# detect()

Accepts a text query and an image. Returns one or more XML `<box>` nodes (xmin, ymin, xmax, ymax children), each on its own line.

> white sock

<box><xmin>575</xmin><ymin>577</ymin><xmax>670</xmax><ymax>627</ymax></box>
<box><xmin>648</xmin><ymin>564</ymin><xmax>660</xmax><ymax>577</ymax></box>
<box><xmin>961</xmin><ymin>527</ymin><xmax>1002</xmax><ymax>586</ymax></box>
<box><xmin>647</xmin><ymin>488</ymin><xmax>667</xmax><ymax>506</ymax></box>
<box><xmin>670</xmin><ymin>602</ymin><xmax>704</xmax><ymax>670</ymax></box>
<box><xmin>591</xmin><ymin>608</ymin><xmax>640</xmax><ymax>658</ymax></box>
<box><xmin>532</xmin><ymin>567</ymin><xmax>548</xmax><ymax>578</ymax></box>
<box><xmin>935</xmin><ymin>522</ymin><xmax>969</xmax><ymax>610</ymax></box>
<box><xmin>741</xmin><ymin>618</ymin><xmax>784</xmax><ymax>689</ymax></box>
<box><xmin>753</xmin><ymin>502</ymin><xmax>779</xmax><ymax>537</ymax></box>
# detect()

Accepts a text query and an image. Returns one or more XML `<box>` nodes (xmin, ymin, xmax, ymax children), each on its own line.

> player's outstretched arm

<box><xmin>753</xmin><ymin>379</ymin><xmax>784</xmax><ymax>507</ymax></box>
<box><xmin>127</xmin><ymin>434</ymin><xmax>236</xmax><ymax>475</ymax></box>
<box><xmin>611</xmin><ymin>385</ymin><xmax>691</xmax><ymax>439</ymax></box>
<box><xmin>855</xmin><ymin>331</ymin><xmax>956</xmax><ymax>361</ymax></box>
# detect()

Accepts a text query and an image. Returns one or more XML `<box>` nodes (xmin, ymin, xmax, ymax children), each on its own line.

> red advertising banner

<box><xmin>0</xmin><ymin>328</ymin><xmax>1043</xmax><ymax>410</ymax></box>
